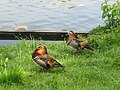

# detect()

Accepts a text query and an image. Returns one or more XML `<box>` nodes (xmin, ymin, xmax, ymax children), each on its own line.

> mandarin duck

<box><xmin>66</xmin><ymin>31</ymin><xmax>94</xmax><ymax>51</ymax></box>
<box><xmin>32</xmin><ymin>44</ymin><xmax>64</xmax><ymax>69</ymax></box>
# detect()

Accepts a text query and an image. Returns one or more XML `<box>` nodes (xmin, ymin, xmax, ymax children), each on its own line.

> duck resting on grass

<box><xmin>32</xmin><ymin>44</ymin><xmax>64</xmax><ymax>70</ymax></box>
<box><xmin>66</xmin><ymin>31</ymin><xmax>94</xmax><ymax>51</ymax></box>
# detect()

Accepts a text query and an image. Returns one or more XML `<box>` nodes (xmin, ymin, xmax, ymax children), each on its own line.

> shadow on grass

<box><xmin>30</xmin><ymin>67</ymin><xmax>66</xmax><ymax>75</ymax></box>
<box><xmin>71</xmin><ymin>49</ymin><xmax>95</xmax><ymax>57</ymax></box>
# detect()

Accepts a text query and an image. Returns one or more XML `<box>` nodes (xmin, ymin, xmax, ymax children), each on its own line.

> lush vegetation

<box><xmin>0</xmin><ymin>28</ymin><xmax>120</xmax><ymax>90</ymax></box>
<box><xmin>0</xmin><ymin>0</ymin><xmax>120</xmax><ymax>90</ymax></box>
<box><xmin>101</xmin><ymin>0</ymin><xmax>120</xmax><ymax>28</ymax></box>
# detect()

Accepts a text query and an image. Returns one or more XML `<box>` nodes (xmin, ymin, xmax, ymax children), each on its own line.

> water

<box><xmin>0</xmin><ymin>0</ymin><xmax>111</xmax><ymax>32</ymax></box>
<box><xmin>0</xmin><ymin>0</ymin><xmax>116</xmax><ymax>45</ymax></box>
<box><xmin>0</xmin><ymin>40</ymin><xmax>20</xmax><ymax>45</ymax></box>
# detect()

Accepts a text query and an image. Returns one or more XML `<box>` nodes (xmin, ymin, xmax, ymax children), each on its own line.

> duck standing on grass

<box><xmin>32</xmin><ymin>44</ymin><xmax>64</xmax><ymax>70</ymax></box>
<box><xmin>66</xmin><ymin>31</ymin><xmax>94</xmax><ymax>51</ymax></box>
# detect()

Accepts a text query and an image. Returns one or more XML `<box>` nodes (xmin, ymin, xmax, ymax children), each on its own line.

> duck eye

<box><xmin>37</xmin><ymin>46</ymin><xmax>41</xmax><ymax>49</ymax></box>
<box><xmin>66</xmin><ymin>34</ymin><xmax>69</xmax><ymax>36</ymax></box>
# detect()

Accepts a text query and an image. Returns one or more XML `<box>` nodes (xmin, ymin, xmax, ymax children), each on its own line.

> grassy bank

<box><xmin>0</xmin><ymin>29</ymin><xmax>120</xmax><ymax>90</ymax></box>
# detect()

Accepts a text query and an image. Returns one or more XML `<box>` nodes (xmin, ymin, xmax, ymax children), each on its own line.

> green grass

<box><xmin>0</xmin><ymin>31</ymin><xmax>120</xmax><ymax>90</ymax></box>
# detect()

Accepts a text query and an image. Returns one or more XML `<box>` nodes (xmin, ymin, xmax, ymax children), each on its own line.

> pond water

<box><xmin>0</xmin><ymin>0</ymin><xmax>115</xmax><ymax>33</ymax></box>
<box><xmin>0</xmin><ymin>0</ymin><xmax>116</xmax><ymax>45</ymax></box>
